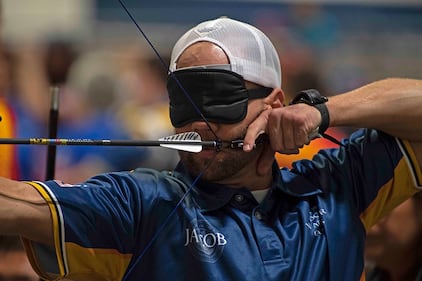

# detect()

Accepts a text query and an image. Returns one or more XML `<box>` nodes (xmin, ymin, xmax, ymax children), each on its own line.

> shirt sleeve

<box><xmin>359</xmin><ymin>136</ymin><xmax>422</xmax><ymax>230</ymax></box>
<box><xmin>21</xmin><ymin>171</ymin><xmax>148</xmax><ymax>281</ymax></box>
<box><xmin>294</xmin><ymin>129</ymin><xmax>422</xmax><ymax>231</ymax></box>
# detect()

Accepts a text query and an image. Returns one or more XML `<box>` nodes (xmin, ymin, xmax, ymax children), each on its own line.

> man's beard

<box><xmin>178</xmin><ymin>148</ymin><xmax>260</xmax><ymax>182</ymax></box>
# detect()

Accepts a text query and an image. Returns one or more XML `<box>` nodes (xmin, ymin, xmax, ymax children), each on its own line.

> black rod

<box><xmin>45</xmin><ymin>86</ymin><xmax>60</xmax><ymax>180</ymax></box>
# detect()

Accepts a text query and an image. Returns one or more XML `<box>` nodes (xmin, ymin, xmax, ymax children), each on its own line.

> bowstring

<box><xmin>118</xmin><ymin>0</ymin><xmax>218</xmax><ymax>141</ymax></box>
<box><xmin>123</xmin><ymin>154</ymin><xmax>218</xmax><ymax>280</ymax></box>
<box><xmin>117</xmin><ymin>0</ymin><xmax>221</xmax><ymax>277</ymax></box>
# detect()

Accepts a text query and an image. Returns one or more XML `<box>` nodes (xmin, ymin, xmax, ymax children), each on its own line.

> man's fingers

<box><xmin>244</xmin><ymin>103</ymin><xmax>321</xmax><ymax>153</ymax></box>
<box><xmin>243</xmin><ymin>108</ymin><xmax>271</xmax><ymax>152</ymax></box>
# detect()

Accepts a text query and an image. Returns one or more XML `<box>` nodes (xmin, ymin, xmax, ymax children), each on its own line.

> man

<box><xmin>0</xmin><ymin>47</ymin><xmax>20</xmax><ymax>180</ymax></box>
<box><xmin>0</xmin><ymin>17</ymin><xmax>421</xmax><ymax>281</ymax></box>
<box><xmin>365</xmin><ymin>193</ymin><xmax>422</xmax><ymax>281</ymax></box>
<box><xmin>0</xmin><ymin>235</ymin><xmax>39</xmax><ymax>281</ymax></box>
<box><xmin>0</xmin><ymin>97</ymin><xmax>19</xmax><ymax>179</ymax></box>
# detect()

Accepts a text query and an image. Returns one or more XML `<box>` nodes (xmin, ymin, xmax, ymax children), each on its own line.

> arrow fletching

<box><xmin>159</xmin><ymin>132</ymin><xmax>203</xmax><ymax>152</ymax></box>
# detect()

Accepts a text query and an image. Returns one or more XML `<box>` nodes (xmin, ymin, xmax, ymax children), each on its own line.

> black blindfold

<box><xmin>167</xmin><ymin>68</ymin><xmax>273</xmax><ymax>127</ymax></box>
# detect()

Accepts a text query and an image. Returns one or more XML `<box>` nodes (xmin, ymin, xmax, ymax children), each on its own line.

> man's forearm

<box><xmin>328</xmin><ymin>78</ymin><xmax>422</xmax><ymax>141</ymax></box>
<box><xmin>0</xmin><ymin>178</ymin><xmax>53</xmax><ymax>245</ymax></box>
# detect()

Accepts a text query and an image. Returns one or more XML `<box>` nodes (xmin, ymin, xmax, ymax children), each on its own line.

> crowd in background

<box><xmin>0</xmin><ymin>1</ymin><xmax>421</xmax><ymax>280</ymax></box>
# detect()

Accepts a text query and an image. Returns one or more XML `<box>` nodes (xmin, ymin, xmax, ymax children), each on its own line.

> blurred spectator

<box><xmin>0</xmin><ymin>26</ymin><xmax>19</xmax><ymax>179</ymax></box>
<box><xmin>254</xmin><ymin>3</ymin><xmax>369</xmax><ymax>101</ymax></box>
<box><xmin>0</xmin><ymin>235</ymin><xmax>39</xmax><ymax>281</ymax></box>
<box><xmin>0</xmin><ymin>1</ymin><xmax>19</xmax><ymax>179</ymax></box>
<box><xmin>53</xmin><ymin>48</ymin><xmax>149</xmax><ymax>182</ymax></box>
<box><xmin>286</xmin><ymin>3</ymin><xmax>339</xmax><ymax>52</ymax></box>
<box><xmin>11</xmin><ymin>42</ymin><xmax>149</xmax><ymax>183</ymax></box>
<box><xmin>115</xmin><ymin>45</ymin><xmax>179</xmax><ymax>170</ymax></box>
<box><xmin>365</xmin><ymin>193</ymin><xmax>422</xmax><ymax>281</ymax></box>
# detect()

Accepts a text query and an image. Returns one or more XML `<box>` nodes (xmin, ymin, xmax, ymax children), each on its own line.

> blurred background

<box><xmin>0</xmin><ymin>2</ymin><xmax>421</xmax><ymax>279</ymax></box>
<box><xmin>3</xmin><ymin>0</ymin><xmax>422</xmax><ymax>93</ymax></box>
<box><xmin>0</xmin><ymin>0</ymin><xmax>421</xmax><ymax>182</ymax></box>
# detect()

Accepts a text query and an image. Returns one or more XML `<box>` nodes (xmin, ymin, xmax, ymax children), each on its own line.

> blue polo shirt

<box><xmin>23</xmin><ymin>129</ymin><xmax>422</xmax><ymax>281</ymax></box>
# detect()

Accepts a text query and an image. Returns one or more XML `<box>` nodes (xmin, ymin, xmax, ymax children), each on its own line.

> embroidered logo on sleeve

<box><xmin>305</xmin><ymin>208</ymin><xmax>327</xmax><ymax>236</ymax></box>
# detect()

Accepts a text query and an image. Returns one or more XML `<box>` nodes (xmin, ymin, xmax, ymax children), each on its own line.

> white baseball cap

<box><xmin>169</xmin><ymin>17</ymin><xmax>282</xmax><ymax>89</ymax></box>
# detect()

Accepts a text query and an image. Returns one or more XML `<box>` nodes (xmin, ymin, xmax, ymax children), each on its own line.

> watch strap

<box><xmin>314</xmin><ymin>103</ymin><xmax>330</xmax><ymax>134</ymax></box>
<box><xmin>290</xmin><ymin>89</ymin><xmax>330</xmax><ymax>134</ymax></box>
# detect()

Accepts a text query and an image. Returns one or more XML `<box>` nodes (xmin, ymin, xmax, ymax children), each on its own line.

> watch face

<box><xmin>290</xmin><ymin>89</ymin><xmax>327</xmax><ymax>105</ymax></box>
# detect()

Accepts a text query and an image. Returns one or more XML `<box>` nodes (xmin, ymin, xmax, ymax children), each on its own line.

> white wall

<box><xmin>2</xmin><ymin>0</ymin><xmax>94</xmax><ymax>43</ymax></box>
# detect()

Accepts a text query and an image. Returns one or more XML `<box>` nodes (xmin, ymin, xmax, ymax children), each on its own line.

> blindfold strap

<box><xmin>248</xmin><ymin>87</ymin><xmax>273</xmax><ymax>99</ymax></box>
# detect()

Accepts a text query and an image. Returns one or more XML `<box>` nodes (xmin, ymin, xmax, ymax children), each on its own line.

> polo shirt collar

<box><xmin>173</xmin><ymin>163</ymin><xmax>240</xmax><ymax>211</ymax></box>
<box><xmin>173</xmin><ymin>161</ymin><xmax>323</xmax><ymax>211</ymax></box>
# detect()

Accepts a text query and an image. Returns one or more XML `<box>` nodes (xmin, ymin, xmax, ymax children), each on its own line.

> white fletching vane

<box><xmin>159</xmin><ymin>132</ymin><xmax>203</xmax><ymax>153</ymax></box>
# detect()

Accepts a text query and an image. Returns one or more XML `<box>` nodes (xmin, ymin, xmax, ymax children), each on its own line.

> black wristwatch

<box><xmin>289</xmin><ymin>89</ymin><xmax>330</xmax><ymax>134</ymax></box>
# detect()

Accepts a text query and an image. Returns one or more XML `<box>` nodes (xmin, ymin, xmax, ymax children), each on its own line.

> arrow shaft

<box><xmin>0</xmin><ymin>138</ymin><xmax>218</xmax><ymax>147</ymax></box>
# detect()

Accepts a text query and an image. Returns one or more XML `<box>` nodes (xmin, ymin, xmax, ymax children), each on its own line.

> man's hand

<box><xmin>243</xmin><ymin>103</ymin><xmax>323</xmax><ymax>176</ymax></box>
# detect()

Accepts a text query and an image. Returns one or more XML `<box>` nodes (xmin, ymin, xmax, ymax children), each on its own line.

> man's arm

<box><xmin>328</xmin><ymin>78</ymin><xmax>422</xmax><ymax>171</ymax></box>
<box><xmin>244</xmin><ymin>78</ymin><xmax>422</xmax><ymax>175</ymax></box>
<box><xmin>0</xmin><ymin>178</ymin><xmax>53</xmax><ymax>245</ymax></box>
<box><xmin>328</xmin><ymin>78</ymin><xmax>422</xmax><ymax>141</ymax></box>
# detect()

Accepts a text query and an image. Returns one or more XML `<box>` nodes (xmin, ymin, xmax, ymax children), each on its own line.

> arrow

<box><xmin>0</xmin><ymin>132</ymin><xmax>220</xmax><ymax>153</ymax></box>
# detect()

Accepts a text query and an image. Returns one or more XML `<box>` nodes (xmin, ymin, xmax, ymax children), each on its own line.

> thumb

<box><xmin>256</xmin><ymin>145</ymin><xmax>275</xmax><ymax>176</ymax></box>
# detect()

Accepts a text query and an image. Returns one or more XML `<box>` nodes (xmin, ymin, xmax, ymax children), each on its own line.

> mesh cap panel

<box><xmin>169</xmin><ymin>17</ymin><xmax>282</xmax><ymax>89</ymax></box>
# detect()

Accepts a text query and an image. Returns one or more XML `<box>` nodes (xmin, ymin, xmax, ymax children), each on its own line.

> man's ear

<box><xmin>265</xmin><ymin>88</ymin><xmax>285</xmax><ymax>109</ymax></box>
